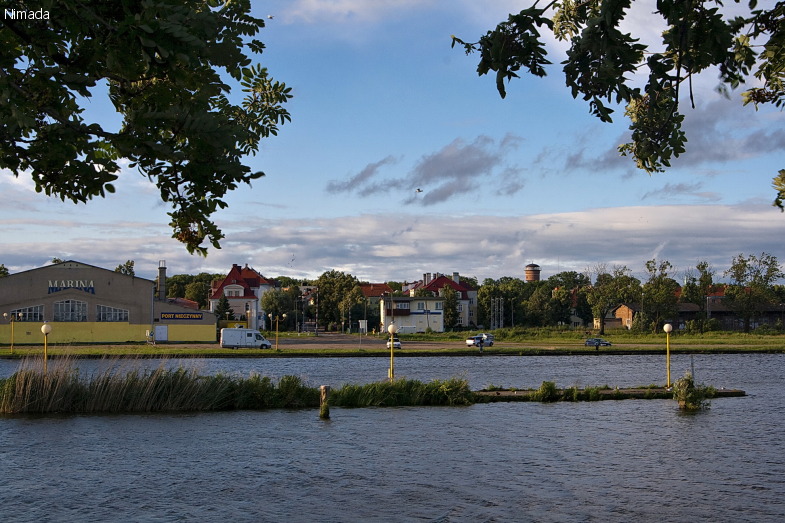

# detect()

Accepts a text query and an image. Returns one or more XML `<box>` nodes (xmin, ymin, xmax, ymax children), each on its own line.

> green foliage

<box><xmin>332</xmin><ymin>378</ymin><xmax>473</xmax><ymax>407</ymax></box>
<box><xmin>0</xmin><ymin>264</ymin><xmax>8</xmax><ymax>278</ymax></box>
<box><xmin>455</xmin><ymin>1</ymin><xmax>784</xmax><ymax>197</ymax></box>
<box><xmin>114</xmin><ymin>260</ymin><xmax>135</xmax><ymax>276</ymax></box>
<box><xmin>586</xmin><ymin>264</ymin><xmax>640</xmax><ymax>334</ymax></box>
<box><xmin>0</xmin><ymin>359</ymin><xmax>323</xmax><ymax>414</ymax></box>
<box><xmin>441</xmin><ymin>285</ymin><xmax>459</xmax><ymax>330</ymax></box>
<box><xmin>672</xmin><ymin>372</ymin><xmax>715</xmax><ymax>411</ymax></box>
<box><xmin>724</xmin><ymin>252</ymin><xmax>784</xmax><ymax>333</ymax></box>
<box><xmin>316</xmin><ymin>270</ymin><xmax>360</xmax><ymax>330</ymax></box>
<box><xmin>214</xmin><ymin>295</ymin><xmax>234</xmax><ymax>320</ymax></box>
<box><xmin>531</xmin><ymin>380</ymin><xmax>560</xmax><ymax>402</ymax></box>
<box><xmin>1</xmin><ymin>0</ymin><xmax>292</xmax><ymax>255</ymax></box>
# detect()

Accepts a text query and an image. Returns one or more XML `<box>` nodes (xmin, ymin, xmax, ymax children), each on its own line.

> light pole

<box><xmin>3</xmin><ymin>312</ymin><xmax>20</xmax><ymax>354</ymax></box>
<box><xmin>268</xmin><ymin>313</ymin><xmax>287</xmax><ymax>350</ymax></box>
<box><xmin>41</xmin><ymin>322</ymin><xmax>52</xmax><ymax>374</ymax></box>
<box><xmin>664</xmin><ymin>323</ymin><xmax>673</xmax><ymax>388</ymax></box>
<box><xmin>388</xmin><ymin>323</ymin><xmax>398</xmax><ymax>380</ymax></box>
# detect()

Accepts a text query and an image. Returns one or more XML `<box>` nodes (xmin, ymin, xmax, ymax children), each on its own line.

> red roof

<box><xmin>210</xmin><ymin>264</ymin><xmax>273</xmax><ymax>300</ymax></box>
<box><xmin>415</xmin><ymin>275</ymin><xmax>473</xmax><ymax>299</ymax></box>
<box><xmin>360</xmin><ymin>283</ymin><xmax>393</xmax><ymax>298</ymax></box>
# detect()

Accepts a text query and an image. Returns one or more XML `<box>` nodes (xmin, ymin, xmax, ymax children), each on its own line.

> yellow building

<box><xmin>0</xmin><ymin>260</ymin><xmax>216</xmax><ymax>345</ymax></box>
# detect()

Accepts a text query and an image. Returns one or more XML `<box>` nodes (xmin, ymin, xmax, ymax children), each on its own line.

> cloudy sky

<box><xmin>2</xmin><ymin>0</ymin><xmax>783</xmax><ymax>284</ymax></box>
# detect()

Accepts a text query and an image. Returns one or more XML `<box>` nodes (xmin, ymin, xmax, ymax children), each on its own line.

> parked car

<box><xmin>387</xmin><ymin>337</ymin><xmax>401</xmax><ymax>349</ymax></box>
<box><xmin>585</xmin><ymin>338</ymin><xmax>612</xmax><ymax>347</ymax></box>
<box><xmin>466</xmin><ymin>334</ymin><xmax>494</xmax><ymax>347</ymax></box>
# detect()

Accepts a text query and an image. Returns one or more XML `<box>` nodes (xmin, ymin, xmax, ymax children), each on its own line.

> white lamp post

<box><xmin>663</xmin><ymin>323</ymin><xmax>673</xmax><ymax>388</ymax></box>
<box><xmin>41</xmin><ymin>322</ymin><xmax>52</xmax><ymax>374</ymax></box>
<box><xmin>388</xmin><ymin>323</ymin><xmax>398</xmax><ymax>380</ymax></box>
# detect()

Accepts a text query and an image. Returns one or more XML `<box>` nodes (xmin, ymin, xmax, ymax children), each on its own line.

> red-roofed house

<box><xmin>408</xmin><ymin>272</ymin><xmax>477</xmax><ymax>328</ymax></box>
<box><xmin>209</xmin><ymin>264</ymin><xmax>278</xmax><ymax>330</ymax></box>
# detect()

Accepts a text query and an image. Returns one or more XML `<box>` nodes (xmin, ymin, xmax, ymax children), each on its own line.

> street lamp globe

<box><xmin>663</xmin><ymin>323</ymin><xmax>673</xmax><ymax>333</ymax></box>
<box><xmin>388</xmin><ymin>324</ymin><xmax>398</xmax><ymax>335</ymax></box>
<box><xmin>41</xmin><ymin>323</ymin><xmax>52</xmax><ymax>335</ymax></box>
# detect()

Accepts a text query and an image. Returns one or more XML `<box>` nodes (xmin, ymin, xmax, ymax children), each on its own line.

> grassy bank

<box><xmin>2</xmin><ymin>329</ymin><xmax>784</xmax><ymax>359</ymax></box>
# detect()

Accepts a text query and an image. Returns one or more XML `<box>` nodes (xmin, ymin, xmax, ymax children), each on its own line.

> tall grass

<box><xmin>0</xmin><ymin>357</ymin><xmax>320</xmax><ymax>414</ymax></box>
<box><xmin>331</xmin><ymin>377</ymin><xmax>473</xmax><ymax>407</ymax></box>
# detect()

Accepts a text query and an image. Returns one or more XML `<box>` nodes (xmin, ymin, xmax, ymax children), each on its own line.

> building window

<box><xmin>417</xmin><ymin>302</ymin><xmax>425</xmax><ymax>310</ymax></box>
<box><xmin>435</xmin><ymin>302</ymin><xmax>443</xmax><ymax>310</ymax></box>
<box><xmin>396</xmin><ymin>302</ymin><xmax>410</xmax><ymax>310</ymax></box>
<box><xmin>54</xmin><ymin>300</ymin><xmax>87</xmax><ymax>322</ymax></box>
<box><xmin>96</xmin><ymin>305</ymin><xmax>129</xmax><ymax>322</ymax></box>
<box><xmin>10</xmin><ymin>305</ymin><xmax>43</xmax><ymax>322</ymax></box>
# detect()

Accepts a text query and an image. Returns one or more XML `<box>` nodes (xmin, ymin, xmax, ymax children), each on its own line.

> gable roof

<box><xmin>209</xmin><ymin>264</ymin><xmax>274</xmax><ymax>300</ymax></box>
<box><xmin>416</xmin><ymin>275</ymin><xmax>474</xmax><ymax>299</ymax></box>
<box><xmin>360</xmin><ymin>283</ymin><xmax>393</xmax><ymax>298</ymax></box>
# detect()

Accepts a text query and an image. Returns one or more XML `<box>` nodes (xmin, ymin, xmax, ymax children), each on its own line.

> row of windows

<box><xmin>9</xmin><ymin>302</ymin><xmax>129</xmax><ymax>322</ymax></box>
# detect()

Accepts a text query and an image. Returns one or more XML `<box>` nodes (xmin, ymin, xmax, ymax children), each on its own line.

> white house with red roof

<box><xmin>410</xmin><ymin>272</ymin><xmax>477</xmax><ymax>327</ymax></box>
<box><xmin>208</xmin><ymin>264</ymin><xmax>278</xmax><ymax>330</ymax></box>
<box><xmin>381</xmin><ymin>272</ymin><xmax>477</xmax><ymax>331</ymax></box>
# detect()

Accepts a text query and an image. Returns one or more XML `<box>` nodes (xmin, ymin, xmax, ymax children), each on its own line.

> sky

<box><xmin>1</xmin><ymin>0</ymin><xmax>784</xmax><ymax>285</ymax></box>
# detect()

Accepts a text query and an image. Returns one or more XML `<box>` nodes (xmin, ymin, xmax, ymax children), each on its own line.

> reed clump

<box><xmin>331</xmin><ymin>377</ymin><xmax>473</xmax><ymax>407</ymax></box>
<box><xmin>0</xmin><ymin>358</ymin><xmax>320</xmax><ymax>414</ymax></box>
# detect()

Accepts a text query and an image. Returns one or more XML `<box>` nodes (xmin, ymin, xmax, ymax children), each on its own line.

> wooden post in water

<box><xmin>319</xmin><ymin>385</ymin><xmax>331</xmax><ymax>419</ymax></box>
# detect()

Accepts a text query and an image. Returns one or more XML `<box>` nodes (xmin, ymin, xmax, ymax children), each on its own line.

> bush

<box><xmin>530</xmin><ymin>381</ymin><xmax>560</xmax><ymax>402</ymax></box>
<box><xmin>672</xmin><ymin>372</ymin><xmax>715</xmax><ymax>411</ymax></box>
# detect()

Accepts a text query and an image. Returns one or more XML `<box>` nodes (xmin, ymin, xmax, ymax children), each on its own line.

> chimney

<box><xmin>157</xmin><ymin>260</ymin><xmax>167</xmax><ymax>300</ymax></box>
<box><xmin>452</xmin><ymin>272</ymin><xmax>460</xmax><ymax>284</ymax></box>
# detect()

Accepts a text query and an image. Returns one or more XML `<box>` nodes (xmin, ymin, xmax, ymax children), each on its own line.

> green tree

<box><xmin>477</xmin><ymin>276</ymin><xmax>528</xmax><ymax>328</ymax></box>
<box><xmin>114</xmin><ymin>260</ymin><xmax>135</xmax><ymax>276</ymax></box>
<box><xmin>0</xmin><ymin>264</ymin><xmax>8</xmax><ymax>277</ymax></box>
<box><xmin>316</xmin><ymin>270</ymin><xmax>359</xmax><ymax>330</ymax></box>
<box><xmin>453</xmin><ymin>2</ymin><xmax>783</xmax><ymax>202</ymax></box>
<box><xmin>724</xmin><ymin>252</ymin><xmax>784</xmax><ymax>332</ymax></box>
<box><xmin>214</xmin><ymin>294</ymin><xmax>234</xmax><ymax>321</ymax></box>
<box><xmin>641</xmin><ymin>259</ymin><xmax>680</xmax><ymax>333</ymax></box>
<box><xmin>2</xmin><ymin>0</ymin><xmax>292</xmax><ymax>255</ymax></box>
<box><xmin>585</xmin><ymin>264</ymin><xmax>640</xmax><ymax>335</ymax></box>
<box><xmin>681</xmin><ymin>261</ymin><xmax>716</xmax><ymax>332</ymax></box>
<box><xmin>441</xmin><ymin>285</ymin><xmax>459</xmax><ymax>330</ymax></box>
<box><xmin>261</xmin><ymin>289</ymin><xmax>287</xmax><ymax>322</ymax></box>
<box><xmin>184</xmin><ymin>281</ymin><xmax>210</xmax><ymax>309</ymax></box>
<box><xmin>339</xmin><ymin>286</ymin><xmax>365</xmax><ymax>333</ymax></box>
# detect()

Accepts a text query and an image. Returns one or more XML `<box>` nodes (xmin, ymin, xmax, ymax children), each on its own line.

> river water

<box><xmin>0</xmin><ymin>353</ymin><xmax>783</xmax><ymax>522</ymax></box>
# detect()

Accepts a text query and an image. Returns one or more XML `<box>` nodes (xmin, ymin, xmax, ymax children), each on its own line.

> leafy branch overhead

<box><xmin>452</xmin><ymin>0</ymin><xmax>783</xmax><ymax>202</ymax></box>
<box><xmin>1</xmin><ymin>0</ymin><xmax>292</xmax><ymax>255</ymax></box>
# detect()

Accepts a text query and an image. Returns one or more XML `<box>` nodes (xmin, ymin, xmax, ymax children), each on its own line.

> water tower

<box><xmin>525</xmin><ymin>263</ymin><xmax>541</xmax><ymax>283</ymax></box>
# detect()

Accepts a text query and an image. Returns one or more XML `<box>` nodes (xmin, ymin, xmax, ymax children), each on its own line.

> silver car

<box><xmin>466</xmin><ymin>334</ymin><xmax>494</xmax><ymax>347</ymax></box>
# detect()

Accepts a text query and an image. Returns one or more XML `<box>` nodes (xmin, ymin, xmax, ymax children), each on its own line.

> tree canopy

<box><xmin>1</xmin><ymin>0</ymin><xmax>292</xmax><ymax>255</ymax></box>
<box><xmin>452</xmin><ymin>1</ymin><xmax>783</xmax><ymax>203</ymax></box>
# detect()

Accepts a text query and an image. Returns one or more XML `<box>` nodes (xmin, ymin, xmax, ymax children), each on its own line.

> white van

<box><xmin>219</xmin><ymin>328</ymin><xmax>272</xmax><ymax>349</ymax></box>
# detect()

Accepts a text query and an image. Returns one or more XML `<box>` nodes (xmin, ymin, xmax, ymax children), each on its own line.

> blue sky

<box><xmin>1</xmin><ymin>0</ymin><xmax>783</xmax><ymax>284</ymax></box>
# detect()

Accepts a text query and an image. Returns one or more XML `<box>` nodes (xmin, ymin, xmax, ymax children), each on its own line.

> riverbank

<box><xmin>2</xmin><ymin>332</ymin><xmax>784</xmax><ymax>358</ymax></box>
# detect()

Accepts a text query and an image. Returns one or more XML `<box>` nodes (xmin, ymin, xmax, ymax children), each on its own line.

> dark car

<box><xmin>585</xmin><ymin>338</ymin><xmax>612</xmax><ymax>346</ymax></box>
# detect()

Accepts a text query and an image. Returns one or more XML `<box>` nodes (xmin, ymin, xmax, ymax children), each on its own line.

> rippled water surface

<box><xmin>1</xmin><ymin>354</ymin><xmax>783</xmax><ymax>522</ymax></box>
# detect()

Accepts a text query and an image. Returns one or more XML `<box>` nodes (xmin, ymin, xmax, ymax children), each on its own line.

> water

<box><xmin>0</xmin><ymin>354</ymin><xmax>783</xmax><ymax>522</ymax></box>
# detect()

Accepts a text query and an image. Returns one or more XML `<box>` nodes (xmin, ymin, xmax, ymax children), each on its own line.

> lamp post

<box><xmin>41</xmin><ymin>322</ymin><xmax>52</xmax><ymax>374</ymax></box>
<box><xmin>3</xmin><ymin>312</ymin><xmax>20</xmax><ymax>354</ymax></box>
<box><xmin>268</xmin><ymin>313</ymin><xmax>287</xmax><ymax>350</ymax></box>
<box><xmin>387</xmin><ymin>323</ymin><xmax>398</xmax><ymax>380</ymax></box>
<box><xmin>663</xmin><ymin>323</ymin><xmax>673</xmax><ymax>388</ymax></box>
